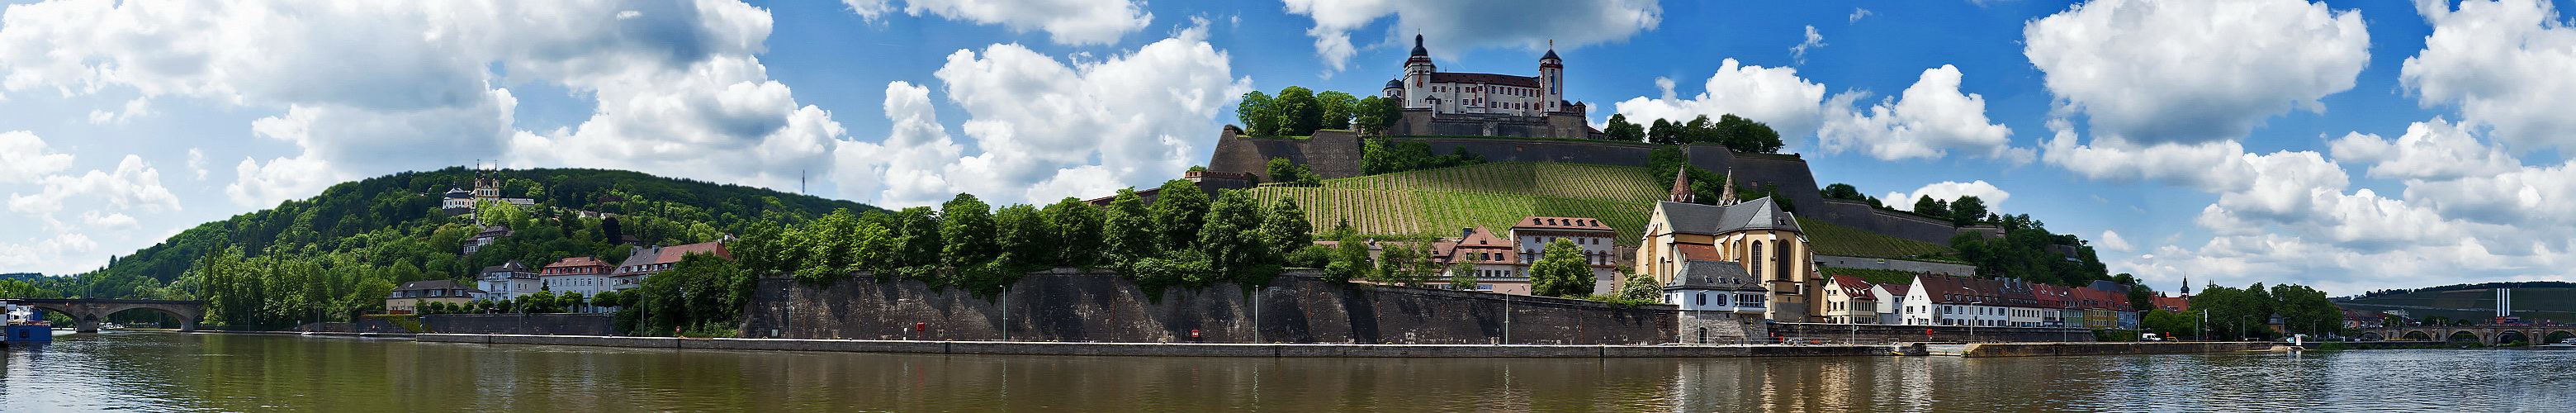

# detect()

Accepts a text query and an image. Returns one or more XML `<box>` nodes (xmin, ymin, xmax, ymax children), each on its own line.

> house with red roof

<box><xmin>1822</xmin><ymin>275</ymin><xmax>1881</xmax><ymax>324</ymax></box>
<box><xmin>1509</xmin><ymin>216</ymin><xmax>1622</xmax><ymax>293</ymax></box>
<box><xmin>538</xmin><ymin>256</ymin><xmax>613</xmax><ymax>297</ymax></box>
<box><xmin>609</xmin><ymin>241</ymin><xmax>734</xmax><ymax>291</ymax></box>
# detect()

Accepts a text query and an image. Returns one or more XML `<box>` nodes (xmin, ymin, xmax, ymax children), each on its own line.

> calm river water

<box><xmin>3</xmin><ymin>330</ymin><xmax>2572</xmax><ymax>412</ymax></box>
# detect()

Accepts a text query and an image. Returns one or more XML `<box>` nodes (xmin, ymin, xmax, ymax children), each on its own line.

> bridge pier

<box><xmin>78</xmin><ymin>316</ymin><xmax>99</xmax><ymax>334</ymax></box>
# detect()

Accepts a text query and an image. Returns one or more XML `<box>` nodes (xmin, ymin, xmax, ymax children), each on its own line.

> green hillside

<box><xmin>46</xmin><ymin>167</ymin><xmax>878</xmax><ymax>328</ymax></box>
<box><xmin>1243</xmin><ymin>163</ymin><xmax>1952</xmax><ymax>259</ymax></box>
<box><xmin>1797</xmin><ymin>216</ymin><xmax>1955</xmax><ymax>259</ymax></box>
<box><xmin>2336</xmin><ymin>284</ymin><xmax>2576</xmax><ymax>324</ymax></box>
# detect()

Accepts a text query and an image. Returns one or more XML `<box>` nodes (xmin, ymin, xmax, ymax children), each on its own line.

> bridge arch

<box><xmin>14</xmin><ymin>299</ymin><xmax>203</xmax><ymax>332</ymax></box>
<box><xmin>2402</xmin><ymin>330</ymin><xmax>2432</xmax><ymax>341</ymax></box>
<box><xmin>2448</xmin><ymin>330</ymin><xmax>2482</xmax><ymax>344</ymax></box>
<box><xmin>2356</xmin><ymin>331</ymin><xmax>2384</xmax><ymax>341</ymax></box>
<box><xmin>2547</xmin><ymin>330</ymin><xmax>2574</xmax><ymax>344</ymax></box>
<box><xmin>2497</xmin><ymin>330</ymin><xmax>2530</xmax><ymax>345</ymax></box>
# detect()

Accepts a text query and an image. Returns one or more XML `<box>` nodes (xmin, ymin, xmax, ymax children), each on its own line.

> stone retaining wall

<box><xmin>739</xmin><ymin>269</ymin><xmax>1675</xmax><ymax>345</ymax></box>
<box><xmin>1771</xmin><ymin>322</ymin><xmax>2098</xmax><ymax>344</ymax></box>
<box><xmin>421</xmin><ymin>314</ymin><xmax>616</xmax><ymax>335</ymax></box>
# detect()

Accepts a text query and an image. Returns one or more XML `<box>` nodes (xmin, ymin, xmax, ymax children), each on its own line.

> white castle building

<box><xmin>1379</xmin><ymin>35</ymin><xmax>1601</xmax><ymax>140</ymax></box>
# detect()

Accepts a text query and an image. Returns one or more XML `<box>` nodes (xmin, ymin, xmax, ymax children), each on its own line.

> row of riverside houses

<box><xmin>1635</xmin><ymin>169</ymin><xmax>2187</xmax><ymax>339</ymax></box>
<box><xmin>1322</xmin><ymin>216</ymin><xmax>1628</xmax><ymax>296</ymax></box>
<box><xmin>385</xmin><ymin>240</ymin><xmax>732</xmax><ymax>314</ymax></box>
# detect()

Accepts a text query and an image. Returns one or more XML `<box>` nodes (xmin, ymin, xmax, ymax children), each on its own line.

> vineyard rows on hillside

<box><xmin>1246</xmin><ymin>163</ymin><xmax>1953</xmax><ymax>259</ymax></box>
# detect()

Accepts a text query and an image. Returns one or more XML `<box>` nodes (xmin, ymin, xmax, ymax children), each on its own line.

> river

<box><xmin>3</xmin><ymin>330</ymin><xmax>2570</xmax><ymax>411</ymax></box>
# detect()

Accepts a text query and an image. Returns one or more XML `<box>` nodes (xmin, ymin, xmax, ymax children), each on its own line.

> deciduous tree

<box><xmin>1527</xmin><ymin>240</ymin><xmax>1596</xmax><ymax>297</ymax></box>
<box><xmin>1043</xmin><ymin>197</ymin><xmax>1106</xmax><ymax>268</ymax></box>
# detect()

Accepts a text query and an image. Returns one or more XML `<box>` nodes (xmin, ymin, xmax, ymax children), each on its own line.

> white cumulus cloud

<box><xmin>2401</xmin><ymin>0</ymin><xmax>2576</xmax><ymax>152</ymax></box>
<box><xmin>2327</xmin><ymin>117</ymin><xmax>2520</xmax><ymax>181</ymax></box>
<box><xmin>2098</xmin><ymin>230</ymin><xmax>2134</xmax><ymax>253</ymax></box>
<box><xmin>1881</xmin><ymin>180</ymin><xmax>2011</xmax><ymax>213</ymax></box>
<box><xmin>1282</xmin><ymin>0</ymin><xmax>1662</xmax><ymax>70</ymax></box>
<box><xmin>1612</xmin><ymin>59</ymin><xmax>1827</xmax><ymax>146</ymax></box>
<box><xmin>0</xmin><ymin>233</ymin><xmax>97</xmax><ymax>268</ymax></box>
<box><xmin>0</xmin><ymin>0</ymin><xmax>829</xmax><ymax>207</ymax></box>
<box><xmin>1816</xmin><ymin>65</ymin><xmax>2024</xmax><ymax>163</ymax></box>
<box><xmin>0</xmin><ymin>131</ymin><xmax>74</xmax><ymax>183</ymax></box>
<box><xmin>836</xmin><ymin>26</ymin><xmax>1247</xmax><ymax>207</ymax></box>
<box><xmin>2023</xmin><ymin>0</ymin><xmax>2370</xmax><ymax>144</ymax></box>
<box><xmin>7</xmin><ymin>154</ymin><xmax>181</xmax><ymax>230</ymax></box>
<box><xmin>842</xmin><ymin>0</ymin><xmax>1151</xmax><ymax>45</ymax></box>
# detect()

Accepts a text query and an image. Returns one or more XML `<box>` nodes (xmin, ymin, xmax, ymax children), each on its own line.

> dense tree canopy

<box><xmin>50</xmin><ymin>167</ymin><xmax>875</xmax><ymax>330</ymax></box>
<box><xmin>1359</xmin><ymin>137</ymin><xmax>1485</xmax><ymax>175</ymax></box>
<box><xmin>1241</xmin><ymin>87</ymin><xmax>1381</xmax><ymax>136</ymax></box>
<box><xmin>1528</xmin><ymin>240</ymin><xmax>1596</xmax><ymax>297</ymax></box>
<box><xmin>1626</xmin><ymin>114</ymin><xmax>1783</xmax><ymax>153</ymax></box>
<box><xmin>1353</xmin><ymin>95</ymin><xmax>1404</xmax><ymax>135</ymax></box>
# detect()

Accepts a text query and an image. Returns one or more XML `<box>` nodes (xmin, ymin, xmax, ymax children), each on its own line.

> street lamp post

<box><xmin>1963</xmin><ymin>287</ymin><xmax>1981</xmax><ymax>343</ymax></box>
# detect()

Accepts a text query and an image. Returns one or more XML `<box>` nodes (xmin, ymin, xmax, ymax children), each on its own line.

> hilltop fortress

<box><xmin>1378</xmin><ymin>35</ymin><xmax>1600</xmax><ymax>140</ymax></box>
<box><xmin>1202</xmin><ymin>36</ymin><xmax>1985</xmax><ymax>247</ymax></box>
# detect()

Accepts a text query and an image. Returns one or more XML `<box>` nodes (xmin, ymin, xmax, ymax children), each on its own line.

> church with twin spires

<box><xmin>1379</xmin><ymin>35</ymin><xmax>1604</xmax><ymax>140</ymax></box>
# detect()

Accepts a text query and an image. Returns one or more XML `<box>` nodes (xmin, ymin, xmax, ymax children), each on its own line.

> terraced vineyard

<box><xmin>1248</xmin><ymin>163</ymin><xmax>1664</xmax><ymax>240</ymax></box>
<box><xmin>1796</xmin><ymin>216</ymin><xmax>1954</xmax><ymax>259</ymax></box>
<box><xmin>1246</xmin><ymin>162</ymin><xmax>1955</xmax><ymax>258</ymax></box>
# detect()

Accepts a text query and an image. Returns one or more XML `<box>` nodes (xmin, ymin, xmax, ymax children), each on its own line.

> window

<box><xmin>1695</xmin><ymin>293</ymin><xmax>1706</xmax><ymax>306</ymax></box>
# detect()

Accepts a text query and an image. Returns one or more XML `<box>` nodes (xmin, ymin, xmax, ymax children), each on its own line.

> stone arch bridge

<box><xmin>7</xmin><ymin>298</ymin><xmax>204</xmax><ymax>332</ymax></box>
<box><xmin>2364</xmin><ymin>325</ymin><xmax>2576</xmax><ymax>345</ymax></box>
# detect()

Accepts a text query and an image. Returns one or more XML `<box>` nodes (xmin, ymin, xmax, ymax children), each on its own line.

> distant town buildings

<box><xmin>608</xmin><ymin>241</ymin><xmax>732</xmax><ymax>291</ymax></box>
<box><xmin>462</xmin><ymin>225</ymin><xmax>513</xmax><ymax>255</ymax></box>
<box><xmin>440</xmin><ymin>166</ymin><xmax>536</xmax><ymax>217</ymax></box>
<box><xmin>537</xmin><ymin>256</ymin><xmax>614</xmax><ymax>297</ymax></box>
<box><xmin>476</xmin><ymin>260</ymin><xmax>539</xmax><ymax>301</ymax></box>
<box><xmin>386</xmin><ymin>279</ymin><xmax>482</xmax><ymax>314</ymax></box>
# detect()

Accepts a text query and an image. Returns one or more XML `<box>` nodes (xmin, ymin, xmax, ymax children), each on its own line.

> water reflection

<box><xmin>3</xmin><ymin>332</ymin><xmax>2572</xmax><ymax>411</ymax></box>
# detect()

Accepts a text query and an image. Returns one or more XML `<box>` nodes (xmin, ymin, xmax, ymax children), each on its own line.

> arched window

<box><xmin>1750</xmin><ymin>242</ymin><xmax>1765</xmax><ymax>279</ymax></box>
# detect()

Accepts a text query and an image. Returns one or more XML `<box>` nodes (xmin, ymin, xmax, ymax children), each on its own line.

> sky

<box><xmin>2</xmin><ymin>0</ymin><xmax>2573</xmax><ymax>296</ymax></box>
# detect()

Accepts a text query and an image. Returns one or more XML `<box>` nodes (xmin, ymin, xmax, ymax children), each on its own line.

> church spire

<box><xmin>1717</xmin><ymin>168</ymin><xmax>1737</xmax><ymax>206</ymax></box>
<box><xmin>1666</xmin><ymin>168</ymin><xmax>1693</xmax><ymax>203</ymax></box>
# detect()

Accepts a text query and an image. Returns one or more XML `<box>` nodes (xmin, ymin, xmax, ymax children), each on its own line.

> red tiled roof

<box><xmin>543</xmin><ymin>256</ymin><xmax>609</xmax><ymax>269</ymax></box>
<box><xmin>650</xmin><ymin>241</ymin><xmax>730</xmax><ymax>264</ymax></box>
<box><xmin>1513</xmin><ymin>216</ymin><xmax>1614</xmax><ymax>231</ymax></box>
<box><xmin>1676</xmin><ymin>244</ymin><xmax>1722</xmax><ymax>262</ymax></box>
<box><xmin>2151</xmin><ymin>295</ymin><xmax>2190</xmax><ymax>312</ymax></box>
<box><xmin>1832</xmin><ymin>275</ymin><xmax>1877</xmax><ymax>301</ymax></box>
<box><xmin>1449</xmin><ymin>227</ymin><xmax>1517</xmax><ymax>263</ymax></box>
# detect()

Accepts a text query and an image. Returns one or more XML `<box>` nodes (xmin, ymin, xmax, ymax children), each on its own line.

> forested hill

<box><xmin>75</xmin><ymin>167</ymin><xmax>879</xmax><ymax>301</ymax></box>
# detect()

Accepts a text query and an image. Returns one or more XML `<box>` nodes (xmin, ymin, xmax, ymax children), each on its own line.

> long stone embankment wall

<box><xmin>1771</xmin><ymin>322</ymin><xmax>2098</xmax><ymax>344</ymax></box>
<box><xmin>1960</xmin><ymin>341</ymin><xmax>2271</xmax><ymax>358</ymax></box>
<box><xmin>420</xmin><ymin>314</ymin><xmax>616</xmax><ymax>335</ymax></box>
<box><xmin>414</xmin><ymin>334</ymin><xmax>1895</xmax><ymax>358</ymax></box>
<box><xmin>738</xmin><ymin>269</ymin><xmax>1674</xmax><ymax>345</ymax></box>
